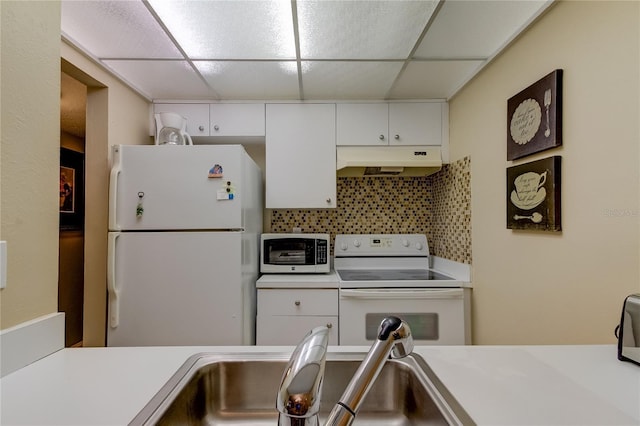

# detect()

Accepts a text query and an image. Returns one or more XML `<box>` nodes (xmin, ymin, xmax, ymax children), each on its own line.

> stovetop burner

<box><xmin>337</xmin><ymin>269</ymin><xmax>454</xmax><ymax>282</ymax></box>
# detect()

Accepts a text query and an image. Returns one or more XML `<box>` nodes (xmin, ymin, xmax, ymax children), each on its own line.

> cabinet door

<box><xmin>210</xmin><ymin>103</ymin><xmax>265</xmax><ymax>137</ymax></box>
<box><xmin>336</xmin><ymin>103</ymin><xmax>388</xmax><ymax>146</ymax></box>
<box><xmin>153</xmin><ymin>103</ymin><xmax>209</xmax><ymax>137</ymax></box>
<box><xmin>266</xmin><ymin>104</ymin><xmax>336</xmax><ymax>208</ymax></box>
<box><xmin>388</xmin><ymin>103</ymin><xmax>442</xmax><ymax>146</ymax></box>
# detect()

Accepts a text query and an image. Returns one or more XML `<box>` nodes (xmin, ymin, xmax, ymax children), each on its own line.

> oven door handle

<box><xmin>339</xmin><ymin>288</ymin><xmax>464</xmax><ymax>299</ymax></box>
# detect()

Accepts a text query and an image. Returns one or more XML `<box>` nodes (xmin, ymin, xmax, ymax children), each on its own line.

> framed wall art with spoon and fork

<box><xmin>507</xmin><ymin>69</ymin><xmax>563</xmax><ymax>161</ymax></box>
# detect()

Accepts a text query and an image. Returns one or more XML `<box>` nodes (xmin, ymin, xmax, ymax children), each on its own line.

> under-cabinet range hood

<box><xmin>336</xmin><ymin>146</ymin><xmax>442</xmax><ymax>177</ymax></box>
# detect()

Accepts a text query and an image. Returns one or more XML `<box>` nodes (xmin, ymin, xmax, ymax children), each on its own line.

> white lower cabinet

<box><xmin>257</xmin><ymin>288</ymin><xmax>338</xmax><ymax>345</ymax></box>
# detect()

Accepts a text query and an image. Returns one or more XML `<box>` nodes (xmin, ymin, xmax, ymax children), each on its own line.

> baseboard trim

<box><xmin>0</xmin><ymin>312</ymin><xmax>65</xmax><ymax>377</ymax></box>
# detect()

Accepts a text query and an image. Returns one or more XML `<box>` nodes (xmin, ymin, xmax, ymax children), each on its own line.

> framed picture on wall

<box><xmin>507</xmin><ymin>69</ymin><xmax>563</xmax><ymax>160</ymax></box>
<box><xmin>60</xmin><ymin>148</ymin><xmax>84</xmax><ymax>231</ymax></box>
<box><xmin>507</xmin><ymin>156</ymin><xmax>561</xmax><ymax>232</ymax></box>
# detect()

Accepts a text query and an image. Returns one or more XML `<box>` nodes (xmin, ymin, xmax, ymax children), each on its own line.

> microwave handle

<box><xmin>340</xmin><ymin>288</ymin><xmax>463</xmax><ymax>300</ymax></box>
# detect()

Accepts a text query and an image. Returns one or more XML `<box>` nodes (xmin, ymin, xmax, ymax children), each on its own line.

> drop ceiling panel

<box><xmin>103</xmin><ymin>60</ymin><xmax>217</xmax><ymax>100</ymax></box>
<box><xmin>60</xmin><ymin>0</ymin><xmax>553</xmax><ymax>101</ymax></box>
<box><xmin>389</xmin><ymin>60</ymin><xmax>484</xmax><ymax>99</ymax></box>
<box><xmin>415</xmin><ymin>0</ymin><xmax>549</xmax><ymax>59</ymax></box>
<box><xmin>195</xmin><ymin>61</ymin><xmax>300</xmax><ymax>100</ymax></box>
<box><xmin>147</xmin><ymin>0</ymin><xmax>296</xmax><ymax>59</ymax></box>
<box><xmin>301</xmin><ymin>61</ymin><xmax>404</xmax><ymax>99</ymax></box>
<box><xmin>61</xmin><ymin>1</ymin><xmax>182</xmax><ymax>59</ymax></box>
<box><xmin>296</xmin><ymin>0</ymin><xmax>439</xmax><ymax>59</ymax></box>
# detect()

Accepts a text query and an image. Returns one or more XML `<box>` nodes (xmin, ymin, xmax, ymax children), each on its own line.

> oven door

<box><xmin>339</xmin><ymin>288</ymin><xmax>467</xmax><ymax>345</ymax></box>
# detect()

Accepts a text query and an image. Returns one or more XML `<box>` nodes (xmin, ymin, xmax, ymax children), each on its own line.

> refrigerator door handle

<box><xmin>108</xmin><ymin>164</ymin><xmax>121</xmax><ymax>231</ymax></box>
<box><xmin>107</xmin><ymin>232</ymin><xmax>121</xmax><ymax>328</ymax></box>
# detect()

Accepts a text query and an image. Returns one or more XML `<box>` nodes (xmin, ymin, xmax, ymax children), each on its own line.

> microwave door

<box><xmin>270</xmin><ymin>250</ymin><xmax>306</xmax><ymax>265</ymax></box>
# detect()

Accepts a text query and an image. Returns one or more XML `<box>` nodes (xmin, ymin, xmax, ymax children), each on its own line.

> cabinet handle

<box><xmin>198</xmin><ymin>125</ymin><xmax>205</xmax><ymax>132</ymax></box>
<box><xmin>294</xmin><ymin>300</ymin><xmax>301</xmax><ymax>306</ymax></box>
<box><xmin>326</xmin><ymin>198</ymin><xmax>331</xmax><ymax>204</ymax></box>
<box><xmin>379</xmin><ymin>134</ymin><xmax>385</xmax><ymax>140</ymax></box>
<box><xmin>213</xmin><ymin>125</ymin><xmax>220</xmax><ymax>131</ymax></box>
<box><xmin>326</xmin><ymin>323</ymin><xmax>333</xmax><ymax>329</ymax></box>
<box><xmin>394</xmin><ymin>134</ymin><xmax>400</xmax><ymax>140</ymax></box>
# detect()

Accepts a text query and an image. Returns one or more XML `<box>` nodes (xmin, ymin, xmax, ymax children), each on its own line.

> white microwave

<box><xmin>260</xmin><ymin>234</ymin><xmax>330</xmax><ymax>273</ymax></box>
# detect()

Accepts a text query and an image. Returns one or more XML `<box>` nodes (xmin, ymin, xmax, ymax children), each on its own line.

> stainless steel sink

<box><xmin>130</xmin><ymin>352</ymin><xmax>472</xmax><ymax>426</ymax></box>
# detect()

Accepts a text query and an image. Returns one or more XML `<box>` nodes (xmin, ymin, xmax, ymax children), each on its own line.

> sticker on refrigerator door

<box><xmin>136</xmin><ymin>192</ymin><xmax>144</xmax><ymax>218</ymax></box>
<box><xmin>208</xmin><ymin>164</ymin><xmax>223</xmax><ymax>178</ymax></box>
<box><xmin>217</xmin><ymin>181</ymin><xmax>235</xmax><ymax>200</ymax></box>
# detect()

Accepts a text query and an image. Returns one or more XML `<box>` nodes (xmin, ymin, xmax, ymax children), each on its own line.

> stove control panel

<box><xmin>335</xmin><ymin>234</ymin><xmax>428</xmax><ymax>257</ymax></box>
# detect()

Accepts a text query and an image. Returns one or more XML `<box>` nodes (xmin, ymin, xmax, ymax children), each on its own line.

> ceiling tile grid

<box><xmin>61</xmin><ymin>0</ymin><xmax>552</xmax><ymax>101</ymax></box>
<box><xmin>301</xmin><ymin>61</ymin><xmax>404</xmax><ymax>99</ymax></box>
<box><xmin>296</xmin><ymin>1</ymin><xmax>439</xmax><ymax>59</ymax></box>
<box><xmin>195</xmin><ymin>61</ymin><xmax>301</xmax><ymax>99</ymax></box>
<box><xmin>61</xmin><ymin>0</ymin><xmax>182</xmax><ymax>59</ymax></box>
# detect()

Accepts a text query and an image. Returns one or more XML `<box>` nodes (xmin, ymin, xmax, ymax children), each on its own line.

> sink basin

<box><xmin>130</xmin><ymin>352</ymin><xmax>472</xmax><ymax>425</ymax></box>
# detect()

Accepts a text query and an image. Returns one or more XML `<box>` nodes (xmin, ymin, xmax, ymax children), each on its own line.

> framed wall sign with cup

<box><xmin>507</xmin><ymin>156</ymin><xmax>561</xmax><ymax>231</ymax></box>
<box><xmin>507</xmin><ymin>69</ymin><xmax>563</xmax><ymax>160</ymax></box>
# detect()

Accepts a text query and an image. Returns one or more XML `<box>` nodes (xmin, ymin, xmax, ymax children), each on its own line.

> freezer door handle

<box><xmin>107</xmin><ymin>232</ymin><xmax>121</xmax><ymax>328</ymax></box>
<box><xmin>108</xmin><ymin>164</ymin><xmax>121</xmax><ymax>231</ymax></box>
<box><xmin>340</xmin><ymin>288</ymin><xmax>464</xmax><ymax>300</ymax></box>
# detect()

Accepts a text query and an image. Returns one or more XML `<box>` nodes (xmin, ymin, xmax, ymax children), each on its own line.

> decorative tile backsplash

<box><xmin>430</xmin><ymin>156</ymin><xmax>472</xmax><ymax>264</ymax></box>
<box><xmin>269</xmin><ymin>157</ymin><xmax>471</xmax><ymax>264</ymax></box>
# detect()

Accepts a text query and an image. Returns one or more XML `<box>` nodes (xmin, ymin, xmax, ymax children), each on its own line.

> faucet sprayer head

<box><xmin>377</xmin><ymin>316</ymin><xmax>414</xmax><ymax>359</ymax></box>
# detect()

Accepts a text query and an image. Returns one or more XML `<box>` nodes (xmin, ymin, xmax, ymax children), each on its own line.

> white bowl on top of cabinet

<box><xmin>256</xmin><ymin>272</ymin><xmax>339</xmax><ymax>345</ymax></box>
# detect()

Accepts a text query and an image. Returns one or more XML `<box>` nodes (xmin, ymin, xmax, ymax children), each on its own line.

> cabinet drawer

<box><xmin>257</xmin><ymin>289</ymin><xmax>338</xmax><ymax>316</ymax></box>
<box><xmin>257</xmin><ymin>315</ymin><xmax>338</xmax><ymax>345</ymax></box>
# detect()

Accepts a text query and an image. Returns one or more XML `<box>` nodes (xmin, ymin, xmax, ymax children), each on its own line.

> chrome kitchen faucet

<box><xmin>276</xmin><ymin>316</ymin><xmax>414</xmax><ymax>426</ymax></box>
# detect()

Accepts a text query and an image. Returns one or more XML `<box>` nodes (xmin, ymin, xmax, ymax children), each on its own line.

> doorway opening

<box><xmin>59</xmin><ymin>71</ymin><xmax>87</xmax><ymax>347</ymax></box>
<box><xmin>60</xmin><ymin>58</ymin><xmax>110</xmax><ymax>347</ymax></box>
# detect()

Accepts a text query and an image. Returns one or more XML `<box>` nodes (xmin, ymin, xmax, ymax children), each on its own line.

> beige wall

<box><xmin>449</xmin><ymin>1</ymin><xmax>640</xmax><ymax>344</ymax></box>
<box><xmin>0</xmin><ymin>1</ymin><xmax>62</xmax><ymax>329</ymax></box>
<box><xmin>61</xmin><ymin>42</ymin><xmax>151</xmax><ymax>346</ymax></box>
<box><xmin>0</xmin><ymin>1</ymin><xmax>150</xmax><ymax>345</ymax></box>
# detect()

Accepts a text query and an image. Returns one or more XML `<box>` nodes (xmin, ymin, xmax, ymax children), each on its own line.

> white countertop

<box><xmin>1</xmin><ymin>345</ymin><xmax>638</xmax><ymax>425</ymax></box>
<box><xmin>257</xmin><ymin>270</ymin><xmax>339</xmax><ymax>288</ymax></box>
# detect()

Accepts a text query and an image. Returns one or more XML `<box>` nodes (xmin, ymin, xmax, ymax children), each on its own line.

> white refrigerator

<box><xmin>107</xmin><ymin>144</ymin><xmax>263</xmax><ymax>346</ymax></box>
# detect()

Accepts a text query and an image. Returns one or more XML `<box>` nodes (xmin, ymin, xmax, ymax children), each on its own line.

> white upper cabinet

<box><xmin>336</xmin><ymin>102</ymin><xmax>444</xmax><ymax>146</ymax></box>
<box><xmin>336</xmin><ymin>103</ymin><xmax>389</xmax><ymax>145</ymax></box>
<box><xmin>389</xmin><ymin>103</ymin><xmax>442</xmax><ymax>146</ymax></box>
<box><xmin>154</xmin><ymin>103</ymin><xmax>209</xmax><ymax>137</ymax></box>
<box><xmin>265</xmin><ymin>103</ymin><xmax>336</xmax><ymax>209</ymax></box>
<box><xmin>209</xmin><ymin>103</ymin><xmax>265</xmax><ymax>137</ymax></box>
<box><xmin>152</xmin><ymin>103</ymin><xmax>265</xmax><ymax>138</ymax></box>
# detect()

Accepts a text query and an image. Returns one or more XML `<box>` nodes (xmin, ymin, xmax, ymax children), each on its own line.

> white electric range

<box><xmin>334</xmin><ymin>234</ymin><xmax>471</xmax><ymax>345</ymax></box>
